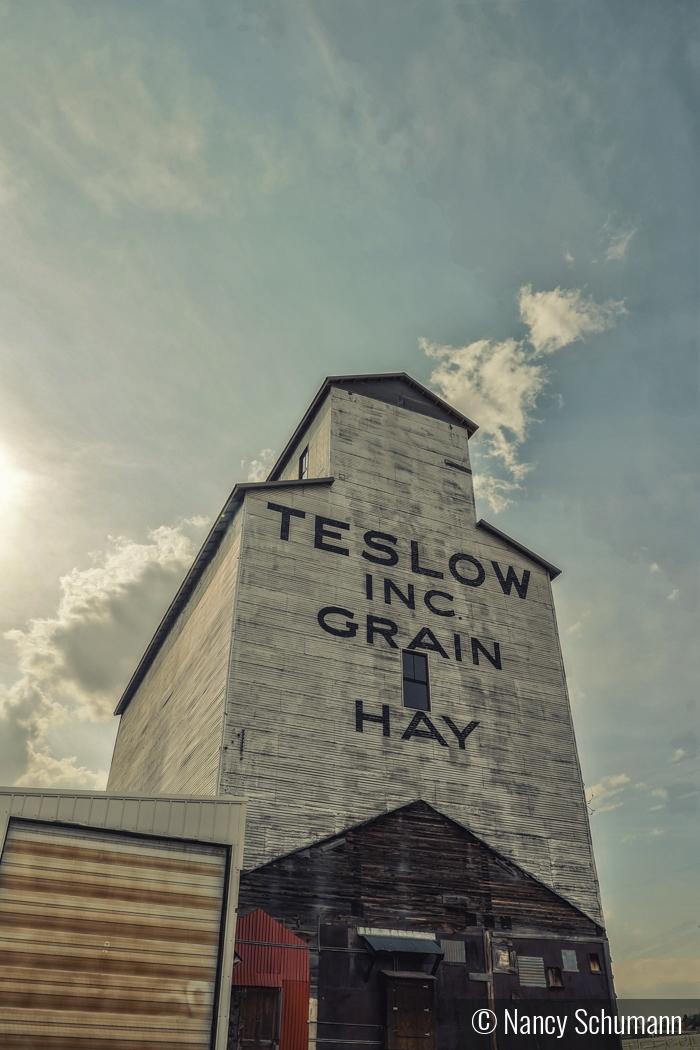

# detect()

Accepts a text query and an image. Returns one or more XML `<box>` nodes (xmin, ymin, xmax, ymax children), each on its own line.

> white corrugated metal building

<box><xmin>0</xmin><ymin>789</ymin><xmax>245</xmax><ymax>1050</ymax></box>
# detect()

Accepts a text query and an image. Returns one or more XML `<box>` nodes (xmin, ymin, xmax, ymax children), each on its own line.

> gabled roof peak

<box><xmin>268</xmin><ymin>372</ymin><xmax>478</xmax><ymax>482</ymax></box>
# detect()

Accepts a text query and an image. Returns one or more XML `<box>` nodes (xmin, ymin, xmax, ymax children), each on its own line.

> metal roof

<box><xmin>268</xmin><ymin>372</ymin><xmax>479</xmax><ymax>482</ymax></box>
<box><xmin>114</xmin><ymin>476</ymin><xmax>334</xmax><ymax>714</ymax></box>
<box><xmin>476</xmin><ymin>519</ymin><xmax>562</xmax><ymax>580</ymax></box>
<box><xmin>362</xmin><ymin>934</ymin><xmax>444</xmax><ymax>956</ymax></box>
<box><xmin>381</xmin><ymin>971</ymin><xmax>437</xmax><ymax>980</ymax></box>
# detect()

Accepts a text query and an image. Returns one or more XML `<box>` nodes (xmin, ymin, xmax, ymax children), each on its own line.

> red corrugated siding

<box><xmin>233</xmin><ymin>910</ymin><xmax>310</xmax><ymax>1050</ymax></box>
<box><xmin>281</xmin><ymin>980</ymin><xmax>311</xmax><ymax>1050</ymax></box>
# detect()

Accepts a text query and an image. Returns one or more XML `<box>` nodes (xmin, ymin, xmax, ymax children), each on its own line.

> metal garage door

<box><xmin>0</xmin><ymin>817</ymin><xmax>229</xmax><ymax>1049</ymax></box>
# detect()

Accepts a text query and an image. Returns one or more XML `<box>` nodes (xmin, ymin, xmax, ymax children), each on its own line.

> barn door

<box><xmin>229</xmin><ymin>987</ymin><xmax>281</xmax><ymax>1049</ymax></box>
<box><xmin>384</xmin><ymin>973</ymin><xmax>436</xmax><ymax>1050</ymax></box>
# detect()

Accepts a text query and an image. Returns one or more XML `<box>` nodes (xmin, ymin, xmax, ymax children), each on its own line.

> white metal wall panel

<box><xmin>0</xmin><ymin>818</ymin><xmax>228</xmax><ymax>1049</ymax></box>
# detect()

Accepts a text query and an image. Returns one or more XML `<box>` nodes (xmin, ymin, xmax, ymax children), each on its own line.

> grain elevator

<box><xmin>107</xmin><ymin>373</ymin><xmax>615</xmax><ymax>1048</ymax></box>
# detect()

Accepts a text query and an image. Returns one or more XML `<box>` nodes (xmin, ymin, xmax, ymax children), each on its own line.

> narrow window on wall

<box><xmin>588</xmin><ymin>953</ymin><xmax>602</xmax><ymax>973</ymax></box>
<box><xmin>402</xmin><ymin>651</ymin><xmax>430</xmax><ymax>710</ymax></box>
<box><xmin>547</xmin><ymin>967</ymin><xmax>564</xmax><ymax>988</ymax></box>
<box><xmin>298</xmin><ymin>446</ymin><xmax>309</xmax><ymax>480</ymax></box>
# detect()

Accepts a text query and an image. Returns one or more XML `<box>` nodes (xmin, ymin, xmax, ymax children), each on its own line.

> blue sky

<box><xmin>0</xmin><ymin>0</ymin><xmax>697</xmax><ymax>997</ymax></box>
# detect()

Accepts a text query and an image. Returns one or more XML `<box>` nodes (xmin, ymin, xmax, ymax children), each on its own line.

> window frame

<box><xmin>401</xmin><ymin>650</ymin><xmax>430</xmax><ymax>711</ymax></box>
<box><xmin>298</xmin><ymin>445</ymin><xmax>309</xmax><ymax>480</ymax></box>
<box><xmin>547</xmin><ymin>966</ymin><xmax>564</xmax><ymax>988</ymax></box>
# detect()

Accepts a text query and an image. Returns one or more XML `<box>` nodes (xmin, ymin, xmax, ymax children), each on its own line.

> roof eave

<box><xmin>476</xmin><ymin>519</ymin><xmax>562</xmax><ymax>579</ymax></box>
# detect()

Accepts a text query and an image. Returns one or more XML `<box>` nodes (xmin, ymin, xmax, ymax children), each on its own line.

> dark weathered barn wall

<box><xmin>238</xmin><ymin>803</ymin><xmax>601</xmax><ymax>938</ymax></box>
<box><xmin>236</xmin><ymin>804</ymin><xmax>613</xmax><ymax>1048</ymax></box>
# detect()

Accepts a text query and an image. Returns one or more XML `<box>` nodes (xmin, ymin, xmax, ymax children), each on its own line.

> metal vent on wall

<box><xmin>517</xmin><ymin>956</ymin><xmax>547</xmax><ymax>987</ymax></box>
<box><xmin>440</xmin><ymin>940</ymin><xmax>466</xmax><ymax>964</ymax></box>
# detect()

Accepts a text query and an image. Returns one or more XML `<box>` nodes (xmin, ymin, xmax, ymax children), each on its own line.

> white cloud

<box><xmin>586</xmin><ymin>772</ymin><xmax>631</xmax><ymax>813</ymax></box>
<box><xmin>422</xmin><ymin>335</ymin><xmax>545</xmax><ymax>480</ymax></box>
<box><xmin>471</xmin><ymin>473</ymin><xmax>520</xmax><ymax>513</ymax></box>
<box><xmin>0</xmin><ymin>522</ymin><xmax>203</xmax><ymax>788</ymax></box>
<box><xmin>423</xmin><ymin>284</ymin><xmax>625</xmax><ymax>511</ymax></box>
<box><xmin>566</xmin><ymin>609</ymin><xmax>591</xmax><ymax>636</ymax></box>
<box><xmin>667</xmin><ymin>588</ymin><xmax>679</xmax><ymax>601</ymax></box>
<box><xmin>14</xmin><ymin>746</ymin><xmax>107</xmax><ymax>791</ymax></box>
<box><xmin>518</xmin><ymin>285</ymin><xmax>625</xmax><ymax>355</ymax></box>
<box><xmin>243</xmin><ymin>448</ymin><xmax>276</xmax><ymax>482</ymax></box>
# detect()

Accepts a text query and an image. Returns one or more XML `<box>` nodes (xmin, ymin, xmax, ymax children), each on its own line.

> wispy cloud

<box><xmin>15</xmin><ymin>30</ymin><xmax>225</xmax><ymax>216</ymax></box>
<box><xmin>242</xmin><ymin>448</ymin><xmax>276</xmax><ymax>482</ymax></box>
<box><xmin>471</xmin><ymin>474</ymin><xmax>520</xmax><ymax>514</ymax></box>
<box><xmin>423</xmin><ymin>285</ymin><xmax>625</xmax><ymax>510</ymax></box>
<box><xmin>586</xmin><ymin>772</ymin><xmax>631</xmax><ymax>813</ymax></box>
<box><xmin>565</xmin><ymin>608</ymin><xmax>591</xmax><ymax>637</ymax></box>
<box><xmin>0</xmin><ymin>523</ymin><xmax>203</xmax><ymax>788</ymax></box>
<box><xmin>602</xmin><ymin>217</ymin><xmax>638</xmax><ymax>262</ymax></box>
<box><xmin>670</xmin><ymin>732</ymin><xmax>698</xmax><ymax>763</ymax></box>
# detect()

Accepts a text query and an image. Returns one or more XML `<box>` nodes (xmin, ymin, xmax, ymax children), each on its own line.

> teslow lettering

<box><xmin>267</xmin><ymin>501</ymin><xmax>305</xmax><ymax>541</ymax></box>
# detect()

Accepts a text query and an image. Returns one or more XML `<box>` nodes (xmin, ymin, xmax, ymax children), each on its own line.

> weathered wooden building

<box><xmin>107</xmin><ymin>374</ymin><xmax>615</xmax><ymax>1047</ymax></box>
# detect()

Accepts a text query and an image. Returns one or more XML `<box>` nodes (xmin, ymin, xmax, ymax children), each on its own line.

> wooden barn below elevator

<box><xmin>106</xmin><ymin>373</ymin><xmax>616</xmax><ymax>1048</ymax></box>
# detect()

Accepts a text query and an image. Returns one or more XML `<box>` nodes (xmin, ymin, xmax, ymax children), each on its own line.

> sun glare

<box><xmin>0</xmin><ymin>445</ymin><xmax>29</xmax><ymax>524</ymax></box>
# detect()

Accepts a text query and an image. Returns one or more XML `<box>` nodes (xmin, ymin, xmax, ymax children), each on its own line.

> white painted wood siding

<box><xmin>220</xmin><ymin>388</ymin><xmax>601</xmax><ymax>923</ymax></box>
<box><xmin>108</xmin><ymin>517</ymin><xmax>242</xmax><ymax>796</ymax></box>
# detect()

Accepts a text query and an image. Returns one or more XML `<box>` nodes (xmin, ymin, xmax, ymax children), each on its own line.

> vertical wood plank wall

<box><xmin>220</xmin><ymin>388</ymin><xmax>601</xmax><ymax>923</ymax></box>
<box><xmin>108</xmin><ymin>517</ymin><xmax>243</xmax><ymax>796</ymax></box>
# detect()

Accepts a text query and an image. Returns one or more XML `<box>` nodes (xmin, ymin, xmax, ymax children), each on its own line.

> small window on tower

<box><xmin>402</xmin><ymin>651</ymin><xmax>430</xmax><ymax>710</ymax></box>
<box><xmin>588</xmin><ymin>953</ymin><xmax>602</xmax><ymax>974</ymax></box>
<box><xmin>298</xmin><ymin>446</ymin><xmax>309</xmax><ymax>480</ymax></box>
